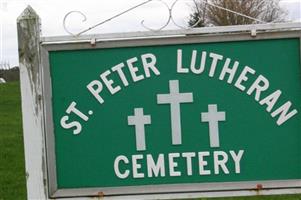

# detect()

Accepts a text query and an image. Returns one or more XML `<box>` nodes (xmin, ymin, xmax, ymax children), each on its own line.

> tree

<box><xmin>188</xmin><ymin>0</ymin><xmax>287</xmax><ymax>27</ymax></box>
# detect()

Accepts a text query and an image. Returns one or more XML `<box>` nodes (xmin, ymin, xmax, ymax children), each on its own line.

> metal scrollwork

<box><xmin>140</xmin><ymin>0</ymin><xmax>171</xmax><ymax>31</ymax></box>
<box><xmin>63</xmin><ymin>11</ymin><xmax>87</xmax><ymax>36</ymax></box>
<box><xmin>63</xmin><ymin>0</ymin><xmax>265</xmax><ymax>36</ymax></box>
<box><xmin>170</xmin><ymin>0</ymin><xmax>202</xmax><ymax>29</ymax></box>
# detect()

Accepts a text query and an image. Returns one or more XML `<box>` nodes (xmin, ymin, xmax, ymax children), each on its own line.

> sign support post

<box><xmin>17</xmin><ymin>6</ymin><xmax>47</xmax><ymax>199</ymax></box>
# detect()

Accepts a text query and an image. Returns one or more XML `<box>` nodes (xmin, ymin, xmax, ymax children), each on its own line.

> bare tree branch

<box><xmin>188</xmin><ymin>0</ymin><xmax>287</xmax><ymax>27</ymax></box>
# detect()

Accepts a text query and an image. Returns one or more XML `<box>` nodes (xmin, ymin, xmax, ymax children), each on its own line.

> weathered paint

<box><xmin>17</xmin><ymin>6</ymin><xmax>47</xmax><ymax>199</ymax></box>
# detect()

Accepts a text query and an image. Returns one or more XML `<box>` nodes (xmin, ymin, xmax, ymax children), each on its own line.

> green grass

<box><xmin>0</xmin><ymin>82</ymin><xmax>26</xmax><ymax>199</ymax></box>
<box><xmin>0</xmin><ymin>82</ymin><xmax>300</xmax><ymax>200</ymax></box>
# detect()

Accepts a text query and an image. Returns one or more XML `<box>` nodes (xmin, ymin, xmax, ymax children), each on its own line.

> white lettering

<box><xmin>114</xmin><ymin>155</ymin><xmax>130</xmax><ymax>179</ymax></box>
<box><xmin>177</xmin><ymin>49</ymin><xmax>189</xmax><ymax>73</ymax></box>
<box><xmin>147</xmin><ymin>154</ymin><xmax>165</xmax><ymax>177</ymax></box>
<box><xmin>219</xmin><ymin>58</ymin><xmax>239</xmax><ymax>84</ymax></box>
<box><xmin>209</xmin><ymin>53</ymin><xmax>223</xmax><ymax>77</ymax></box>
<box><xmin>260</xmin><ymin>90</ymin><xmax>282</xmax><ymax>112</ymax></box>
<box><xmin>127</xmin><ymin>57</ymin><xmax>144</xmax><ymax>82</ymax></box>
<box><xmin>132</xmin><ymin>154</ymin><xmax>144</xmax><ymax>178</ymax></box>
<box><xmin>66</xmin><ymin>101</ymin><xmax>88</xmax><ymax>121</ymax></box>
<box><xmin>190</xmin><ymin>51</ymin><xmax>206</xmax><ymax>74</ymax></box>
<box><xmin>271</xmin><ymin>101</ymin><xmax>298</xmax><ymax>125</ymax></box>
<box><xmin>141</xmin><ymin>53</ymin><xmax>160</xmax><ymax>77</ymax></box>
<box><xmin>234</xmin><ymin>66</ymin><xmax>256</xmax><ymax>91</ymax></box>
<box><xmin>198</xmin><ymin>152</ymin><xmax>211</xmax><ymax>175</ymax></box>
<box><xmin>169</xmin><ymin>153</ymin><xmax>181</xmax><ymax>176</ymax></box>
<box><xmin>87</xmin><ymin>80</ymin><xmax>104</xmax><ymax>104</ymax></box>
<box><xmin>214</xmin><ymin>151</ymin><xmax>229</xmax><ymax>174</ymax></box>
<box><xmin>100</xmin><ymin>70</ymin><xmax>121</xmax><ymax>95</ymax></box>
<box><xmin>182</xmin><ymin>152</ymin><xmax>196</xmax><ymax>176</ymax></box>
<box><xmin>60</xmin><ymin>116</ymin><xmax>82</xmax><ymax>135</ymax></box>
<box><xmin>230</xmin><ymin>150</ymin><xmax>244</xmax><ymax>174</ymax></box>
<box><xmin>247</xmin><ymin>75</ymin><xmax>269</xmax><ymax>101</ymax></box>
<box><xmin>111</xmin><ymin>63</ymin><xmax>129</xmax><ymax>87</ymax></box>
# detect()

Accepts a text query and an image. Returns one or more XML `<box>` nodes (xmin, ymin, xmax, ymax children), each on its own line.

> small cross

<box><xmin>128</xmin><ymin>108</ymin><xmax>151</xmax><ymax>151</ymax></box>
<box><xmin>157</xmin><ymin>80</ymin><xmax>193</xmax><ymax>145</ymax></box>
<box><xmin>201</xmin><ymin>104</ymin><xmax>226</xmax><ymax>148</ymax></box>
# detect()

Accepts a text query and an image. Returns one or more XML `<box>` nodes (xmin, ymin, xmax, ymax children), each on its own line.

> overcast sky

<box><xmin>0</xmin><ymin>0</ymin><xmax>300</xmax><ymax>67</ymax></box>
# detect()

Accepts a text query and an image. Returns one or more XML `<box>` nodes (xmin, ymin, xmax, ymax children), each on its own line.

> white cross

<box><xmin>157</xmin><ymin>80</ymin><xmax>193</xmax><ymax>145</ymax></box>
<box><xmin>201</xmin><ymin>104</ymin><xmax>226</xmax><ymax>148</ymax></box>
<box><xmin>128</xmin><ymin>108</ymin><xmax>151</xmax><ymax>151</ymax></box>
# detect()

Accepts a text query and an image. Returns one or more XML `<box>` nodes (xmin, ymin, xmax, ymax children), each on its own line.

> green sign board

<box><xmin>43</xmin><ymin>30</ymin><xmax>301</xmax><ymax>198</ymax></box>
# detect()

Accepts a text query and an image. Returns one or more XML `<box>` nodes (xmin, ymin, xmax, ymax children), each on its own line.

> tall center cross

<box><xmin>128</xmin><ymin>108</ymin><xmax>151</xmax><ymax>151</ymax></box>
<box><xmin>157</xmin><ymin>80</ymin><xmax>193</xmax><ymax>145</ymax></box>
<box><xmin>201</xmin><ymin>104</ymin><xmax>226</xmax><ymax>148</ymax></box>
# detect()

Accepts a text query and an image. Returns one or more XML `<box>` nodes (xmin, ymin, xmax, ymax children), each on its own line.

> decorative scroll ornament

<box><xmin>140</xmin><ymin>0</ymin><xmax>171</xmax><ymax>31</ymax></box>
<box><xmin>63</xmin><ymin>11</ymin><xmax>87</xmax><ymax>36</ymax></box>
<box><xmin>63</xmin><ymin>0</ymin><xmax>265</xmax><ymax>36</ymax></box>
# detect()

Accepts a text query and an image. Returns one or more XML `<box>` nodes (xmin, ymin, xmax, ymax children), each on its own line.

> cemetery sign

<box><xmin>18</xmin><ymin>9</ymin><xmax>301</xmax><ymax>199</ymax></box>
<box><xmin>43</xmin><ymin>28</ymin><xmax>301</xmax><ymax>198</ymax></box>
